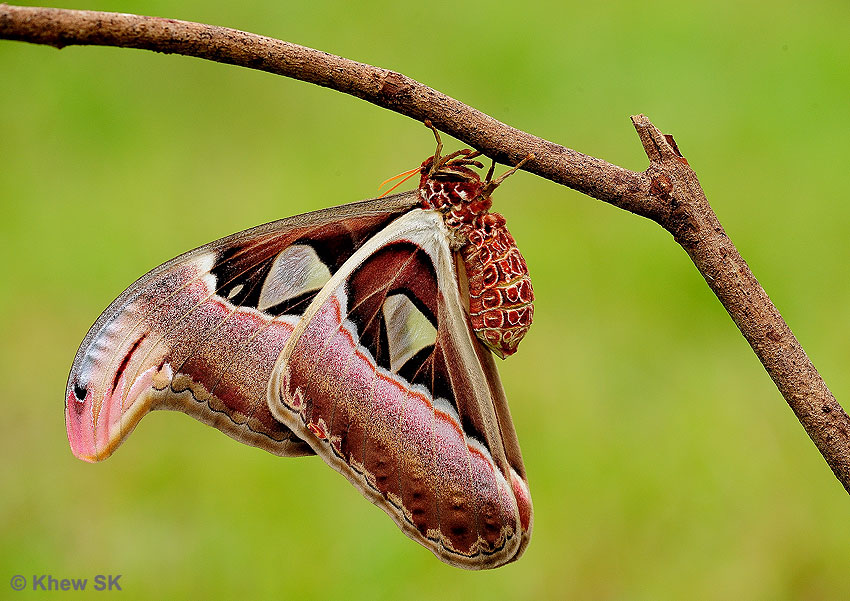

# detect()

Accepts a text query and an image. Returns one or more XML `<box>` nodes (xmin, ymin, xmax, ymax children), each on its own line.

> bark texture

<box><xmin>3</xmin><ymin>4</ymin><xmax>849</xmax><ymax>493</ymax></box>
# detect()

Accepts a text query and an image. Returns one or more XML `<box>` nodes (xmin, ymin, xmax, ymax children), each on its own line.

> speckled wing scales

<box><xmin>268</xmin><ymin>208</ymin><xmax>533</xmax><ymax>569</ymax></box>
<box><xmin>65</xmin><ymin>193</ymin><xmax>419</xmax><ymax>462</ymax></box>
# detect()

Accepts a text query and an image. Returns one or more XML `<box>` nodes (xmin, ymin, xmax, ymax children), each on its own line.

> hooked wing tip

<box><xmin>65</xmin><ymin>374</ymin><xmax>131</xmax><ymax>463</ymax></box>
<box><xmin>65</xmin><ymin>386</ymin><xmax>104</xmax><ymax>463</ymax></box>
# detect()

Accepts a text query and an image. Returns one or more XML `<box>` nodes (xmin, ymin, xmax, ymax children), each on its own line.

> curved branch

<box><xmin>0</xmin><ymin>4</ymin><xmax>649</xmax><ymax>211</ymax></box>
<box><xmin>3</xmin><ymin>4</ymin><xmax>849</xmax><ymax>493</ymax></box>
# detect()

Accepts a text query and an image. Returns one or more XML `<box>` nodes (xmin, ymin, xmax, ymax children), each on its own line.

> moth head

<box><xmin>419</xmin><ymin>120</ymin><xmax>487</xmax><ymax>206</ymax></box>
<box><xmin>418</xmin><ymin>155</ymin><xmax>490</xmax><ymax>216</ymax></box>
<box><xmin>418</xmin><ymin>121</ymin><xmax>534</xmax><ymax>211</ymax></box>
<box><xmin>419</xmin><ymin>151</ymin><xmax>483</xmax><ymax>186</ymax></box>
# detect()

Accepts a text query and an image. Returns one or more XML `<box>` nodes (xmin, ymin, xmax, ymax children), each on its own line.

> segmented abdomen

<box><xmin>461</xmin><ymin>213</ymin><xmax>534</xmax><ymax>358</ymax></box>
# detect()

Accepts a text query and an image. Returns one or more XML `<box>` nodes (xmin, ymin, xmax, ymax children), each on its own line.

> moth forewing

<box><xmin>65</xmin><ymin>193</ymin><xmax>420</xmax><ymax>463</ymax></box>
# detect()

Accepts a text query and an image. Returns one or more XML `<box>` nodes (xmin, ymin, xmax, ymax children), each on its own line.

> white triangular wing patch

<box><xmin>258</xmin><ymin>244</ymin><xmax>332</xmax><ymax>311</ymax></box>
<box><xmin>383</xmin><ymin>293</ymin><xmax>437</xmax><ymax>373</ymax></box>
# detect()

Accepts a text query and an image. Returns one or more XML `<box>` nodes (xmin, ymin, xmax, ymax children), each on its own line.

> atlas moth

<box><xmin>65</xmin><ymin>122</ymin><xmax>535</xmax><ymax>570</ymax></box>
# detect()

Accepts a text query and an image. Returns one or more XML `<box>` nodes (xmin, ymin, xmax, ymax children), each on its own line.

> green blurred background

<box><xmin>2</xmin><ymin>0</ymin><xmax>849</xmax><ymax>598</ymax></box>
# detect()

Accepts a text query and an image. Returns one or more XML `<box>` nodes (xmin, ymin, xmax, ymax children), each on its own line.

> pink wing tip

<box><xmin>65</xmin><ymin>388</ymin><xmax>101</xmax><ymax>462</ymax></box>
<box><xmin>509</xmin><ymin>468</ymin><xmax>533</xmax><ymax>532</ymax></box>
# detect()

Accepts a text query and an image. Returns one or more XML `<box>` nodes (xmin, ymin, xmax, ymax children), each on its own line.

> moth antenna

<box><xmin>378</xmin><ymin>166</ymin><xmax>419</xmax><ymax>191</ymax></box>
<box><xmin>481</xmin><ymin>153</ymin><xmax>535</xmax><ymax>197</ymax></box>
<box><xmin>378</xmin><ymin>167</ymin><xmax>420</xmax><ymax>197</ymax></box>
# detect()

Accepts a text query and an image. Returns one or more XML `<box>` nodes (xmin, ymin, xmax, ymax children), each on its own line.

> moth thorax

<box><xmin>460</xmin><ymin>213</ymin><xmax>534</xmax><ymax>358</ymax></box>
<box><xmin>420</xmin><ymin>178</ymin><xmax>489</xmax><ymax>213</ymax></box>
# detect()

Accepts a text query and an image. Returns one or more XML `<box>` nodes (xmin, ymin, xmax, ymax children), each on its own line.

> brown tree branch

<box><xmin>3</xmin><ymin>4</ymin><xmax>849</xmax><ymax>493</ymax></box>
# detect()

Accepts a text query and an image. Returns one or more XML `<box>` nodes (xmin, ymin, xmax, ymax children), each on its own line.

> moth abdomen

<box><xmin>460</xmin><ymin>214</ymin><xmax>534</xmax><ymax>358</ymax></box>
<box><xmin>417</xmin><ymin>148</ymin><xmax>535</xmax><ymax>357</ymax></box>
